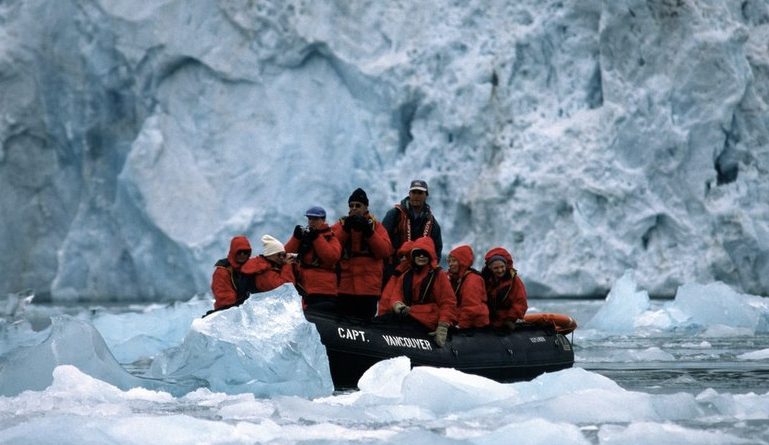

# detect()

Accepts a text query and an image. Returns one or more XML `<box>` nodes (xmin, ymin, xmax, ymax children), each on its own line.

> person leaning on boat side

<box><xmin>378</xmin><ymin>239</ymin><xmax>414</xmax><ymax>315</ymax></box>
<box><xmin>381</xmin><ymin>236</ymin><xmax>457</xmax><ymax>347</ymax></box>
<box><xmin>481</xmin><ymin>247</ymin><xmax>528</xmax><ymax>331</ymax></box>
<box><xmin>241</xmin><ymin>234</ymin><xmax>296</xmax><ymax>293</ymax></box>
<box><xmin>285</xmin><ymin>206</ymin><xmax>342</xmax><ymax>309</ymax></box>
<box><xmin>331</xmin><ymin>188</ymin><xmax>393</xmax><ymax>319</ymax></box>
<box><xmin>210</xmin><ymin>235</ymin><xmax>256</xmax><ymax>312</ymax></box>
<box><xmin>447</xmin><ymin>245</ymin><xmax>490</xmax><ymax>329</ymax></box>
<box><xmin>381</xmin><ymin>179</ymin><xmax>443</xmax><ymax>286</ymax></box>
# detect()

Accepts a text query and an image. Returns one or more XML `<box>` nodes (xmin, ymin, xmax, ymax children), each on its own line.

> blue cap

<box><xmin>305</xmin><ymin>206</ymin><xmax>326</xmax><ymax>218</ymax></box>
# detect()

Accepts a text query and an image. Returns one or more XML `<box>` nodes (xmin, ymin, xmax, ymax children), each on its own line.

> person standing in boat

<box><xmin>482</xmin><ymin>247</ymin><xmax>528</xmax><ymax>331</ymax></box>
<box><xmin>382</xmin><ymin>236</ymin><xmax>456</xmax><ymax>347</ymax></box>
<box><xmin>210</xmin><ymin>235</ymin><xmax>256</xmax><ymax>312</ymax></box>
<box><xmin>285</xmin><ymin>206</ymin><xmax>342</xmax><ymax>309</ymax></box>
<box><xmin>241</xmin><ymin>234</ymin><xmax>296</xmax><ymax>293</ymax></box>
<box><xmin>446</xmin><ymin>245</ymin><xmax>490</xmax><ymax>329</ymax></box>
<box><xmin>332</xmin><ymin>188</ymin><xmax>393</xmax><ymax>319</ymax></box>
<box><xmin>381</xmin><ymin>179</ymin><xmax>443</xmax><ymax>286</ymax></box>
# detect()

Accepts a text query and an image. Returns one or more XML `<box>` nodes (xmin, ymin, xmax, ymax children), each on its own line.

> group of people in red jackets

<box><xmin>210</xmin><ymin>180</ymin><xmax>527</xmax><ymax>347</ymax></box>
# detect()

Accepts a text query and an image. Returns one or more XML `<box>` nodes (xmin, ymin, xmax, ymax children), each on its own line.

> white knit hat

<box><xmin>261</xmin><ymin>234</ymin><xmax>285</xmax><ymax>256</ymax></box>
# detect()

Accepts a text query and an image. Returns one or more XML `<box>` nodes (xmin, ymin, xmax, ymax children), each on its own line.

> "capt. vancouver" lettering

<box><xmin>381</xmin><ymin>334</ymin><xmax>433</xmax><ymax>351</ymax></box>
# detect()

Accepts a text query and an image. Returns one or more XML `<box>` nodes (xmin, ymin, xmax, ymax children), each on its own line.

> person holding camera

<box><xmin>241</xmin><ymin>234</ymin><xmax>296</xmax><ymax>293</ymax></box>
<box><xmin>285</xmin><ymin>206</ymin><xmax>342</xmax><ymax>309</ymax></box>
<box><xmin>332</xmin><ymin>188</ymin><xmax>393</xmax><ymax>319</ymax></box>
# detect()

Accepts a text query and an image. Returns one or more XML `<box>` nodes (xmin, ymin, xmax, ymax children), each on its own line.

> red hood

<box><xmin>449</xmin><ymin>245</ymin><xmax>474</xmax><ymax>274</ymax></box>
<box><xmin>411</xmin><ymin>236</ymin><xmax>438</xmax><ymax>268</ymax></box>
<box><xmin>227</xmin><ymin>235</ymin><xmax>252</xmax><ymax>269</ymax></box>
<box><xmin>484</xmin><ymin>246</ymin><xmax>513</xmax><ymax>268</ymax></box>
<box><xmin>397</xmin><ymin>240</ymin><xmax>416</xmax><ymax>258</ymax></box>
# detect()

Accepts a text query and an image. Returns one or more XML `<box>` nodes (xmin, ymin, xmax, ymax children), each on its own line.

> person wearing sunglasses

<box><xmin>285</xmin><ymin>206</ymin><xmax>342</xmax><ymax>309</ymax></box>
<box><xmin>382</xmin><ymin>236</ymin><xmax>457</xmax><ymax>347</ymax></box>
<box><xmin>332</xmin><ymin>188</ymin><xmax>393</xmax><ymax>319</ymax></box>
<box><xmin>381</xmin><ymin>179</ymin><xmax>443</xmax><ymax>287</ymax></box>
<box><xmin>210</xmin><ymin>235</ymin><xmax>255</xmax><ymax>312</ymax></box>
<box><xmin>241</xmin><ymin>234</ymin><xmax>296</xmax><ymax>293</ymax></box>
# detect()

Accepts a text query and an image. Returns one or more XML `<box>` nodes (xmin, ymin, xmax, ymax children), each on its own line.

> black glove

<box><xmin>293</xmin><ymin>225</ymin><xmax>304</xmax><ymax>240</ymax></box>
<box><xmin>363</xmin><ymin>219</ymin><xmax>374</xmax><ymax>237</ymax></box>
<box><xmin>348</xmin><ymin>214</ymin><xmax>367</xmax><ymax>231</ymax></box>
<box><xmin>304</xmin><ymin>229</ymin><xmax>320</xmax><ymax>242</ymax></box>
<box><xmin>342</xmin><ymin>217</ymin><xmax>352</xmax><ymax>232</ymax></box>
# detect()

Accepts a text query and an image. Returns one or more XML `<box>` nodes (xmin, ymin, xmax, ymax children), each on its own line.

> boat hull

<box><xmin>305</xmin><ymin>309</ymin><xmax>575</xmax><ymax>389</ymax></box>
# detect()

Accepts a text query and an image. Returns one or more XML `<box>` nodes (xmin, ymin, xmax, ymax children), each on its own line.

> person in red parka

<box><xmin>332</xmin><ymin>188</ymin><xmax>393</xmax><ymax>319</ymax></box>
<box><xmin>211</xmin><ymin>235</ymin><xmax>255</xmax><ymax>311</ymax></box>
<box><xmin>447</xmin><ymin>245</ymin><xmax>489</xmax><ymax>329</ymax></box>
<box><xmin>481</xmin><ymin>247</ymin><xmax>528</xmax><ymax>330</ymax></box>
<box><xmin>285</xmin><ymin>206</ymin><xmax>342</xmax><ymax>309</ymax></box>
<box><xmin>241</xmin><ymin>234</ymin><xmax>295</xmax><ymax>293</ymax></box>
<box><xmin>381</xmin><ymin>236</ymin><xmax>457</xmax><ymax>347</ymax></box>
<box><xmin>378</xmin><ymin>239</ymin><xmax>414</xmax><ymax>316</ymax></box>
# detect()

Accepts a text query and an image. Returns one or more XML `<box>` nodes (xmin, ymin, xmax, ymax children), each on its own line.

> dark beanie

<box><xmin>348</xmin><ymin>188</ymin><xmax>369</xmax><ymax>206</ymax></box>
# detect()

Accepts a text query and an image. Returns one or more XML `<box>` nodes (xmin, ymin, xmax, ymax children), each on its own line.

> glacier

<box><xmin>1</xmin><ymin>0</ymin><xmax>768</xmax><ymax>301</ymax></box>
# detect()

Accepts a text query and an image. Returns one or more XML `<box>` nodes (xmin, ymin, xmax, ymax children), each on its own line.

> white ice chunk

<box><xmin>585</xmin><ymin>270</ymin><xmax>650</xmax><ymax>333</ymax></box>
<box><xmin>736</xmin><ymin>348</ymin><xmax>769</xmax><ymax>360</ymax></box>
<box><xmin>598</xmin><ymin>421</ymin><xmax>748</xmax><ymax>445</ymax></box>
<box><xmin>148</xmin><ymin>284</ymin><xmax>333</xmax><ymax>398</ymax></box>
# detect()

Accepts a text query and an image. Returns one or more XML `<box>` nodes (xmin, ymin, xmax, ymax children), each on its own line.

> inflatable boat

<box><xmin>304</xmin><ymin>308</ymin><xmax>576</xmax><ymax>388</ymax></box>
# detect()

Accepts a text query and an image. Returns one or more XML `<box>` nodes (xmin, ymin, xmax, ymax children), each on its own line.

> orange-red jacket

<box><xmin>482</xmin><ymin>247</ymin><xmax>528</xmax><ymax>327</ymax></box>
<box><xmin>211</xmin><ymin>236</ymin><xmax>253</xmax><ymax>310</ymax></box>
<box><xmin>447</xmin><ymin>245</ymin><xmax>489</xmax><ymax>329</ymax></box>
<box><xmin>332</xmin><ymin>214</ymin><xmax>393</xmax><ymax>296</ymax></box>
<box><xmin>285</xmin><ymin>224</ymin><xmax>342</xmax><ymax>296</ymax></box>
<box><xmin>381</xmin><ymin>237</ymin><xmax>456</xmax><ymax>330</ymax></box>
<box><xmin>378</xmin><ymin>240</ymin><xmax>414</xmax><ymax>315</ymax></box>
<box><xmin>241</xmin><ymin>256</ymin><xmax>295</xmax><ymax>293</ymax></box>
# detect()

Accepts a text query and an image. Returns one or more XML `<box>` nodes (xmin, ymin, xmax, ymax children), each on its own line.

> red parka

<box><xmin>285</xmin><ymin>224</ymin><xmax>342</xmax><ymax>296</ymax></box>
<box><xmin>381</xmin><ymin>237</ymin><xmax>456</xmax><ymax>330</ymax></box>
<box><xmin>332</xmin><ymin>214</ymin><xmax>392</xmax><ymax>296</ymax></box>
<box><xmin>211</xmin><ymin>236</ymin><xmax>252</xmax><ymax>310</ymax></box>
<box><xmin>241</xmin><ymin>256</ymin><xmax>295</xmax><ymax>293</ymax></box>
<box><xmin>482</xmin><ymin>247</ymin><xmax>528</xmax><ymax>327</ymax></box>
<box><xmin>378</xmin><ymin>240</ymin><xmax>414</xmax><ymax>315</ymax></box>
<box><xmin>447</xmin><ymin>245</ymin><xmax>489</xmax><ymax>329</ymax></box>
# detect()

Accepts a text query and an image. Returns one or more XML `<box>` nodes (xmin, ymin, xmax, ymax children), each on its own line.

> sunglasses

<box><xmin>236</xmin><ymin>250</ymin><xmax>251</xmax><ymax>256</ymax></box>
<box><xmin>412</xmin><ymin>252</ymin><xmax>429</xmax><ymax>258</ymax></box>
<box><xmin>348</xmin><ymin>203</ymin><xmax>364</xmax><ymax>208</ymax></box>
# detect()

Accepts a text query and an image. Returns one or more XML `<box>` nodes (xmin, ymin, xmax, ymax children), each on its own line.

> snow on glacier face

<box><xmin>0</xmin><ymin>0</ymin><xmax>768</xmax><ymax>300</ymax></box>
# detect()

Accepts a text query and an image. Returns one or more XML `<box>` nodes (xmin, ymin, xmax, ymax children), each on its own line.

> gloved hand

<box><xmin>304</xmin><ymin>229</ymin><xmax>319</xmax><ymax>242</ymax></box>
<box><xmin>503</xmin><ymin>319</ymin><xmax>518</xmax><ymax>332</ymax></box>
<box><xmin>363</xmin><ymin>219</ymin><xmax>375</xmax><ymax>237</ymax></box>
<box><xmin>348</xmin><ymin>214</ymin><xmax>367</xmax><ymax>231</ymax></box>
<box><xmin>432</xmin><ymin>322</ymin><xmax>450</xmax><ymax>348</ymax></box>
<box><xmin>293</xmin><ymin>225</ymin><xmax>304</xmax><ymax>240</ymax></box>
<box><xmin>392</xmin><ymin>301</ymin><xmax>410</xmax><ymax>316</ymax></box>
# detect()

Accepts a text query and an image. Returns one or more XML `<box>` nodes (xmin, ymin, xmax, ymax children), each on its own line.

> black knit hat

<box><xmin>348</xmin><ymin>188</ymin><xmax>369</xmax><ymax>206</ymax></box>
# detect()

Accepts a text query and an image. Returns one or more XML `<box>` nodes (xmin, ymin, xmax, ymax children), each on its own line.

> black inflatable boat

<box><xmin>304</xmin><ymin>308</ymin><xmax>575</xmax><ymax>389</ymax></box>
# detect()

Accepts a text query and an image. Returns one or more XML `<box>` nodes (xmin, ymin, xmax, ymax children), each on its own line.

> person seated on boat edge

<box><xmin>482</xmin><ymin>247</ymin><xmax>528</xmax><ymax>332</ymax></box>
<box><xmin>377</xmin><ymin>240</ymin><xmax>414</xmax><ymax>316</ymax></box>
<box><xmin>447</xmin><ymin>245</ymin><xmax>490</xmax><ymax>329</ymax></box>
<box><xmin>332</xmin><ymin>187</ymin><xmax>393</xmax><ymax>320</ymax></box>
<box><xmin>380</xmin><ymin>236</ymin><xmax>457</xmax><ymax>347</ymax></box>
<box><xmin>240</xmin><ymin>234</ymin><xmax>296</xmax><ymax>293</ymax></box>
<box><xmin>285</xmin><ymin>206</ymin><xmax>342</xmax><ymax>311</ymax></box>
<box><xmin>207</xmin><ymin>235</ymin><xmax>256</xmax><ymax>316</ymax></box>
<box><xmin>381</xmin><ymin>179</ymin><xmax>443</xmax><ymax>288</ymax></box>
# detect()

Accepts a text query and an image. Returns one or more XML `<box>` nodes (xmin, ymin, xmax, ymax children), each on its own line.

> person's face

<box><xmin>490</xmin><ymin>260</ymin><xmax>507</xmax><ymax>278</ymax></box>
<box><xmin>266</xmin><ymin>252</ymin><xmax>286</xmax><ymax>265</ymax></box>
<box><xmin>413</xmin><ymin>251</ymin><xmax>430</xmax><ymax>267</ymax></box>
<box><xmin>348</xmin><ymin>201</ymin><xmax>367</xmax><ymax>217</ymax></box>
<box><xmin>234</xmin><ymin>249</ymin><xmax>251</xmax><ymax>265</ymax></box>
<box><xmin>307</xmin><ymin>216</ymin><xmax>325</xmax><ymax>230</ymax></box>
<box><xmin>447</xmin><ymin>255</ymin><xmax>459</xmax><ymax>274</ymax></box>
<box><xmin>408</xmin><ymin>189</ymin><xmax>427</xmax><ymax>208</ymax></box>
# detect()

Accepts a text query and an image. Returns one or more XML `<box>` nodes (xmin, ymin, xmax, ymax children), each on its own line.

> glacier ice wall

<box><xmin>1</xmin><ymin>0</ymin><xmax>768</xmax><ymax>300</ymax></box>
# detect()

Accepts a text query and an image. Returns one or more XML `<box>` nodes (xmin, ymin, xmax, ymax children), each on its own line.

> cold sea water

<box><xmin>1</xmin><ymin>286</ymin><xmax>769</xmax><ymax>445</ymax></box>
